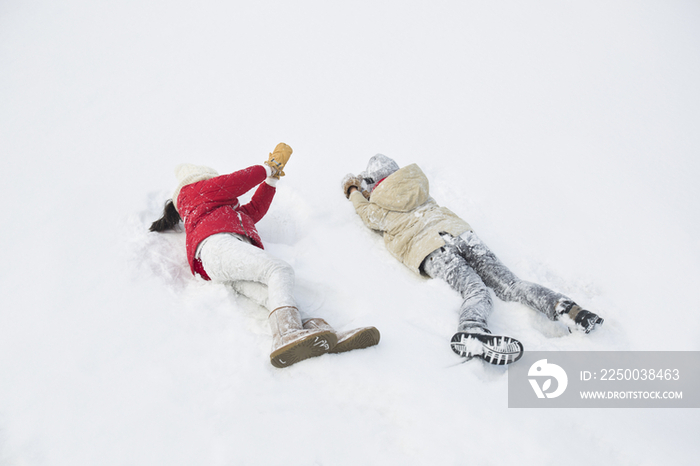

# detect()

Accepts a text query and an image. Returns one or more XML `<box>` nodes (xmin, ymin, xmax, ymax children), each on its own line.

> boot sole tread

<box><xmin>270</xmin><ymin>331</ymin><xmax>337</xmax><ymax>368</ymax></box>
<box><xmin>329</xmin><ymin>327</ymin><xmax>381</xmax><ymax>354</ymax></box>
<box><xmin>450</xmin><ymin>332</ymin><xmax>524</xmax><ymax>365</ymax></box>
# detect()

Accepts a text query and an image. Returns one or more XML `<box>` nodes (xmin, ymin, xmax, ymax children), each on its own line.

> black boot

<box><xmin>450</xmin><ymin>329</ymin><xmax>524</xmax><ymax>365</ymax></box>
<box><xmin>559</xmin><ymin>303</ymin><xmax>604</xmax><ymax>334</ymax></box>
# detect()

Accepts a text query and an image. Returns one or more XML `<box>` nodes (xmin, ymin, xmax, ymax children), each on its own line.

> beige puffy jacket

<box><xmin>350</xmin><ymin>164</ymin><xmax>472</xmax><ymax>275</ymax></box>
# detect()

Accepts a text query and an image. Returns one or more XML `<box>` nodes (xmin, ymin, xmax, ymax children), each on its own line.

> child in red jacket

<box><xmin>150</xmin><ymin>143</ymin><xmax>379</xmax><ymax>368</ymax></box>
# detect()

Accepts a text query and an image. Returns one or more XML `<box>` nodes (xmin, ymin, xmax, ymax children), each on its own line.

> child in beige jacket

<box><xmin>342</xmin><ymin>154</ymin><xmax>603</xmax><ymax>365</ymax></box>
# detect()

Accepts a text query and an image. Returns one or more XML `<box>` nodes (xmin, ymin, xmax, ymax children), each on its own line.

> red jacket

<box><xmin>176</xmin><ymin>165</ymin><xmax>275</xmax><ymax>279</ymax></box>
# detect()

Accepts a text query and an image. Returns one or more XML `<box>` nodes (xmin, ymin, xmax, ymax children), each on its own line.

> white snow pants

<box><xmin>197</xmin><ymin>233</ymin><xmax>296</xmax><ymax>311</ymax></box>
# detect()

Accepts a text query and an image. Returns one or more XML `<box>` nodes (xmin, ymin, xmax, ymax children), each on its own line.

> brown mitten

<box><xmin>265</xmin><ymin>143</ymin><xmax>292</xmax><ymax>179</ymax></box>
<box><xmin>341</xmin><ymin>173</ymin><xmax>363</xmax><ymax>199</ymax></box>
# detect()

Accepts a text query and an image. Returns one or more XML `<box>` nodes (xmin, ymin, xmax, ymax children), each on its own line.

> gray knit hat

<box><xmin>360</xmin><ymin>154</ymin><xmax>399</xmax><ymax>191</ymax></box>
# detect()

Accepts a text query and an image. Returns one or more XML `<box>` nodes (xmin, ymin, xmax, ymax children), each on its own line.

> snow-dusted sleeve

<box><xmin>196</xmin><ymin>165</ymin><xmax>267</xmax><ymax>202</ymax></box>
<box><xmin>238</xmin><ymin>181</ymin><xmax>276</xmax><ymax>224</ymax></box>
<box><xmin>350</xmin><ymin>190</ymin><xmax>388</xmax><ymax>231</ymax></box>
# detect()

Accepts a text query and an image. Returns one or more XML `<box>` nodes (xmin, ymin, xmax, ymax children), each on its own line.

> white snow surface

<box><xmin>2</xmin><ymin>1</ymin><xmax>700</xmax><ymax>465</ymax></box>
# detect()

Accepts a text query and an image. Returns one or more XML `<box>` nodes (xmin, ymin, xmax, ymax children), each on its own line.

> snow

<box><xmin>1</xmin><ymin>0</ymin><xmax>699</xmax><ymax>464</ymax></box>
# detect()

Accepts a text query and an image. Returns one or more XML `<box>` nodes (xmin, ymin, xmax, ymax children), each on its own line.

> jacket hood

<box><xmin>370</xmin><ymin>164</ymin><xmax>429</xmax><ymax>212</ymax></box>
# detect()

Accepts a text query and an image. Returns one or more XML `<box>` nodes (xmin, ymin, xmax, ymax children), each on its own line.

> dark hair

<box><xmin>149</xmin><ymin>199</ymin><xmax>182</xmax><ymax>232</ymax></box>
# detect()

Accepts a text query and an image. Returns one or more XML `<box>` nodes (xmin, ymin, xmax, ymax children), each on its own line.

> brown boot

<box><xmin>303</xmin><ymin>318</ymin><xmax>380</xmax><ymax>354</ymax></box>
<box><xmin>269</xmin><ymin>307</ymin><xmax>337</xmax><ymax>368</ymax></box>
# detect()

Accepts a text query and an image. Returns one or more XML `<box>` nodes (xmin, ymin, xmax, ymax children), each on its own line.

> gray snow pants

<box><xmin>421</xmin><ymin>231</ymin><xmax>572</xmax><ymax>332</ymax></box>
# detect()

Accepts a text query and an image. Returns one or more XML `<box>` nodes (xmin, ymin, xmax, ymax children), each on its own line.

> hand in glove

<box><xmin>341</xmin><ymin>173</ymin><xmax>369</xmax><ymax>199</ymax></box>
<box><xmin>265</xmin><ymin>143</ymin><xmax>292</xmax><ymax>179</ymax></box>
